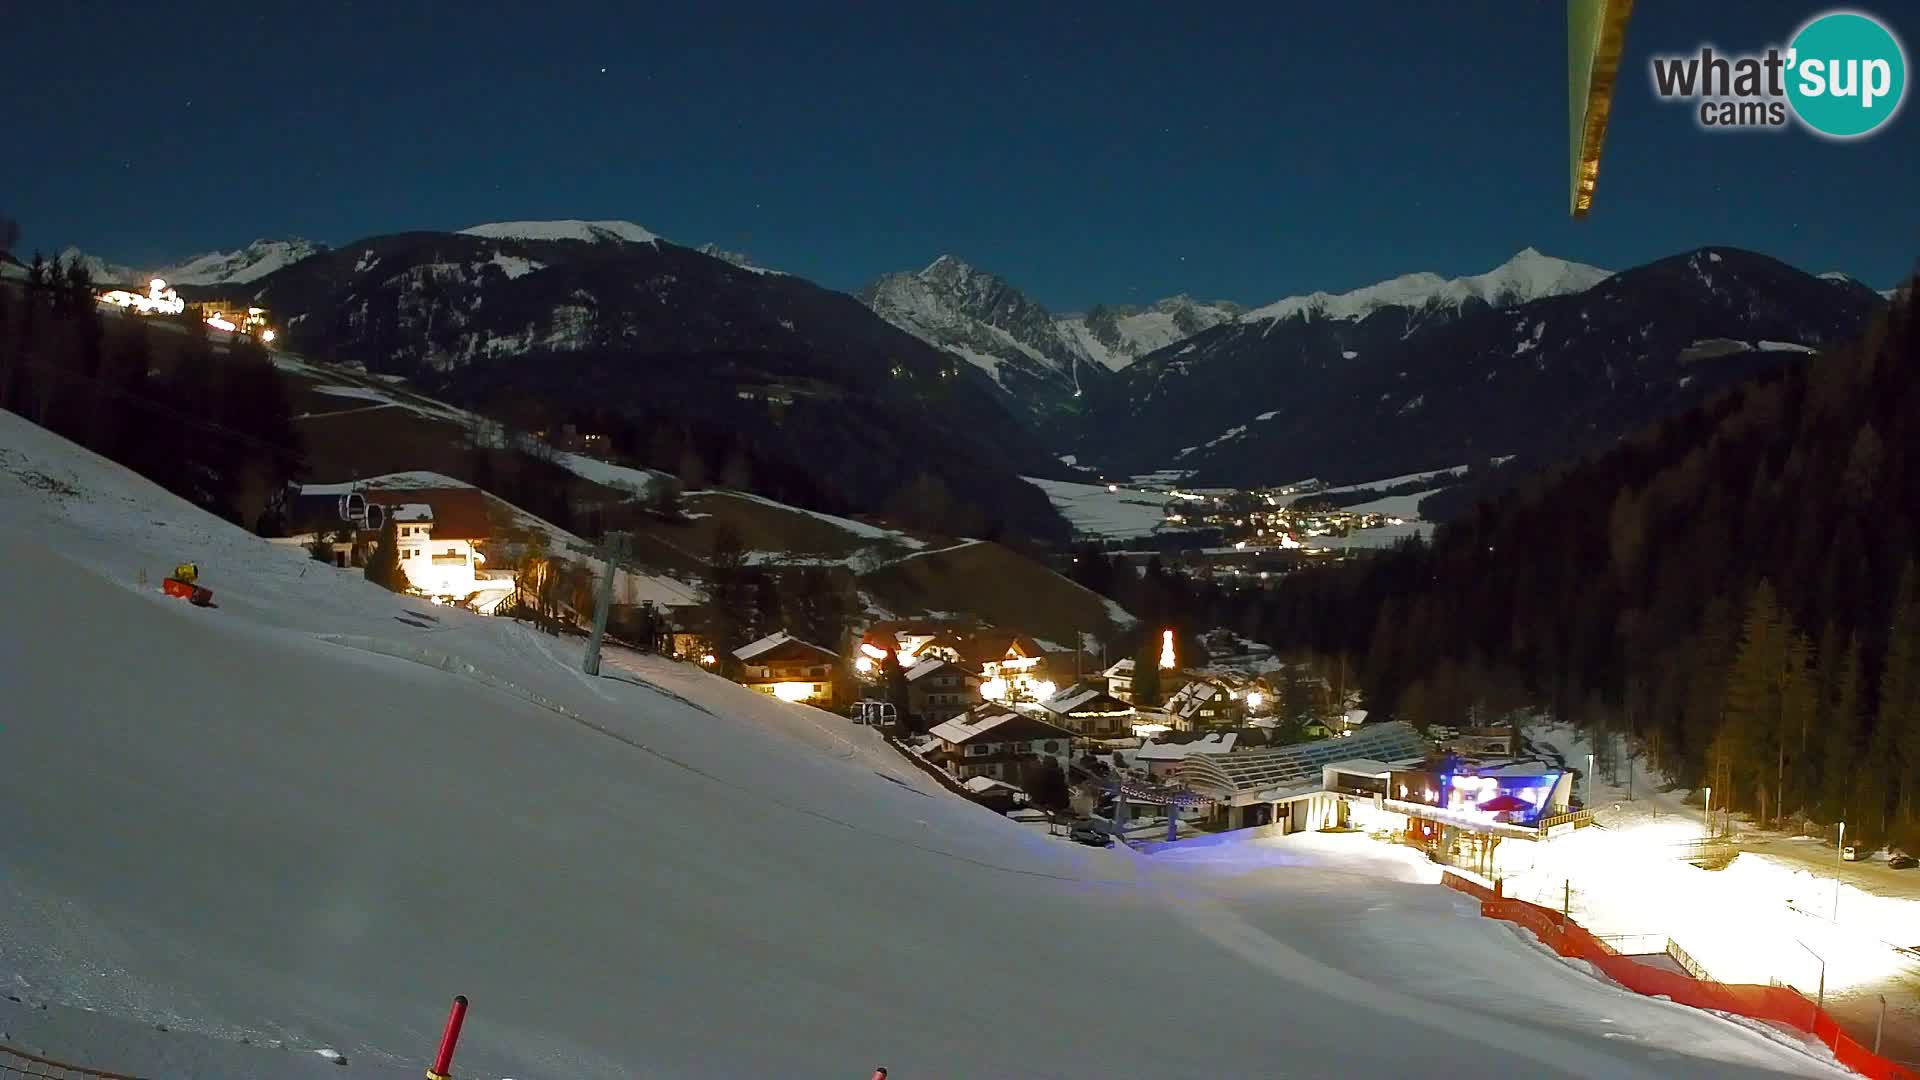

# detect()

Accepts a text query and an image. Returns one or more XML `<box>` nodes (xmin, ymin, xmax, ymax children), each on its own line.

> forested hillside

<box><xmin>1243</xmin><ymin>280</ymin><xmax>1920</xmax><ymax>847</ymax></box>
<box><xmin>0</xmin><ymin>256</ymin><xmax>306</xmax><ymax>530</ymax></box>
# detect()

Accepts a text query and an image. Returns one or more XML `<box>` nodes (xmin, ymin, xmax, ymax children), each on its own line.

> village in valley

<box><xmin>271</xmin><ymin>460</ymin><xmax>1588</xmax><ymax>877</ymax></box>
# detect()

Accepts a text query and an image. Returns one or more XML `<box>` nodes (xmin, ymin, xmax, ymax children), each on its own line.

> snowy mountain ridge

<box><xmin>1057</xmin><ymin>295</ymin><xmax>1242</xmax><ymax>371</ymax></box>
<box><xmin>458</xmin><ymin>219</ymin><xmax>662</xmax><ymax>245</ymax></box>
<box><xmin>857</xmin><ymin>255</ymin><xmax>1106</xmax><ymax>408</ymax></box>
<box><xmin>1240</xmin><ymin>248</ymin><xmax>1611</xmax><ymax>325</ymax></box>
<box><xmin>52</xmin><ymin>238</ymin><xmax>323</xmax><ymax>287</ymax></box>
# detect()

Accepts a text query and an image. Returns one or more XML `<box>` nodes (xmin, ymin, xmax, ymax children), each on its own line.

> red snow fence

<box><xmin>1441</xmin><ymin>873</ymin><xmax>1917</xmax><ymax>1079</ymax></box>
<box><xmin>0</xmin><ymin>1043</ymin><xmax>144</xmax><ymax>1079</ymax></box>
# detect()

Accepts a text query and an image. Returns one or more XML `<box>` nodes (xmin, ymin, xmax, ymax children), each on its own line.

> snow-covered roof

<box><xmin>1178</xmin><ymin>722</ymin><xmax>1426</xmax><ymax>798</ymax></box>
<box><xmin>389</xmin><ymin>503</ymin><xmax>433</xmax><ymax>523</ymax></box>
<box><xmin>929</xmin><ymin>709</ymin><xmax>1071</xmax><ymax>746</ymax></box>
<box><xmin>1134</xmin><ymin>733</ymin><xmax>1238</xmax><ymax>762</ymax></box>
<box><xmin>1102</xmin><ymin>658</ymin><xmax>1135</xmax><ymax>678</ymax></box>
<box><xmin>1039</xmin><ymin>684</ymin><xmax>1129</xmax><ymax>715</ymax></box>
<box><xmin>1321</xmin><ymin>758</ymin><xmax>1395</xmax><ymax>777</ymax></box>
<box><xmin>458</xmin><ymin>220</ymin><xmax>662</xmax><ymax>246</ymax></box>
<box><xmin>733</xmin><ymin>632</ymin><xmax>807</xmax><ymax>662</ymax></box>
<box><xmin>962</xmin><ymin>776</ymin><xmax>1024</xmax><ymax>796</ymax></box>
<box><xmin>1166</xmin><ymin>680</ymin><xmax>1227</xmax><ymax>718</ymax></box>
<box><xmin>905</xmin><ymin>657</ymin><xmax>963</xmax><ymax>682</ymax></box>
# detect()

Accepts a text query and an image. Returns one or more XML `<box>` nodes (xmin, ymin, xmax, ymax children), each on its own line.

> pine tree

<box><xmin>1022</xmin><ymin>756</ymin><xmax>1071</xmax><ymax>812</ymax></box>
<box><xmin>1720</xmin><ymin>581</ymin><xmax>1786</xmax><ymax>819</ymax></box>
<box><xmin>753</xmin><ymin>572</ymin><xmax>784</xmax><ymax>640</ymax></box>
<box><xmin>1881</xmin><ymin>564</ymin><xmax>1920</xmax><ymax>827</ymax></box>
<box><xmin>1132</xmin><ymin>639</ymin><xmax>1163</xmax><ymax>708</ymax></box>
<box><xmin>363</xmin><ymin>517</ymin><xmax>409</xmax><ymax>593</ymax></box>
<box><xmin>1819</xmin><ymin>634</ymin><xmax>1866</xmax><ymax>822</ymax></box>
<box><xmin>703</xmin><ymin>525</ymin><xmax>753</xmax><ymax>670</ymax></box>
<box><xmin>883</xmin><ymin>649</ymin><xmax>911</xmax><ymax>733</ymax></box>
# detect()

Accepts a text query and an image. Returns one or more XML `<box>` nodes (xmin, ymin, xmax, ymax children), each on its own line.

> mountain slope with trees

<box><xmin>249</xmin><ymin>227</ymin><xmax>1068</xmax><ymax>544</ymax></box>
<box><xmin>1073</xmin><ymin>248</ymin><xmax>1883</xmax><ymax>488</ymax></box>
<box><xmin>1239</xmin><ymin>281</ymin><xmax>1920</xmax><ymax>847</ymax></box>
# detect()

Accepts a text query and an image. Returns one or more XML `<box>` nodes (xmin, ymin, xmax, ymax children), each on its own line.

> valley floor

<box><xmin>0</xmin><ymin>411</ymin><xmax>1862</xmax><ymax>1079</ymax></box>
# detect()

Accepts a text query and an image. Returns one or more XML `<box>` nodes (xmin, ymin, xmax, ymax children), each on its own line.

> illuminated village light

<box><xmin>97</xmin><ymin>278</ymin><xmax>185</xmax><ymax>316</ymax></box>
<box><xmin>771</xmin><ymin>682</ymin><xmax>812</xmax><ymax>702</ymax></box>
<box><xmin>1158</xmin><ymin>629</ymin><xmax>1175</xmax><ymax>669</ymax></box>
<box><xmin>1246</xmin><ymin>691</ymin><xmax>1264</xmax><ymax>710</ymax></box>
<box><xmin>981</xmin><ymin>677</ymin><xmax>1008</xmax><ymax>701</ymax></box>
<box><xmin>854</xmin><ymin>656</ymin><xmax>874</xmax><ymax>674</ymax></box>
<box><xmin>859</xmin><ymin>642</ymin><xmax>888</xmax><ymax>660</ymax></box>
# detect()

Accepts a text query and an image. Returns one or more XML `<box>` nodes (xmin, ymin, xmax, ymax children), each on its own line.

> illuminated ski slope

<box><xmin>0</xmin><ymin>412</ymin><xmax>1853</xmax><ymax>1078</ymax></box>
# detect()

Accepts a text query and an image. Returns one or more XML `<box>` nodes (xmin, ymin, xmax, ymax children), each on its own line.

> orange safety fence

<box><xmin>1441</xmin><ymin>874</ymin><xmax>1918</xmax><ymax>1080</ymax></box>
<box><xmin>0</xmin><ymin>1044</ymin><xmax>143</xmax><ymax>1079</ymax></box>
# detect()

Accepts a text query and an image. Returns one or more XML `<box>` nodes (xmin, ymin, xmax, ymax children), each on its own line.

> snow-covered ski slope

<box><xmin>0</xmin><ymin>413</ymin><xmax>1851</xmax><ymax>1078</ymax></box>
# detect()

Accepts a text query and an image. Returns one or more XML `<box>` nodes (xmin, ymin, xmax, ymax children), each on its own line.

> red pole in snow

<box><xmin>427</xmin><ymin>995</ymin><xmax>468</xmax><ymax>1080</ymax></box>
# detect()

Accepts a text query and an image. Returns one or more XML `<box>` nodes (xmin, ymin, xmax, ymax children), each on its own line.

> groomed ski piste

<box><xmin>0</xmin><ymin>410</ymin><xmax>1857</xmax><ymax>1078</ymax></box>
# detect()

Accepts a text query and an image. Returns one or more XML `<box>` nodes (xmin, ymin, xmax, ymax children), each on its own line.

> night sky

<box><xmin>11</xmin><ymin>1</ymin><xmax>1916</xmax><ymax>308</ymax></box>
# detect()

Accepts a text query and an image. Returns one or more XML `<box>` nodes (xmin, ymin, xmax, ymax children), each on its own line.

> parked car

<box><xmin>1068</xmin><ymin>823</ymin><xmax>1113</xmax><ymax>847</ymax></box>
<box><xmin>1842</xmin><ymin>844</ymin><xmax>1863</xmax><ymax>862</ymax></box>
<box><xmin>1889</xmin><ymin>853</ymin><xmax>1917</xmax><ymax>870</ymax></box>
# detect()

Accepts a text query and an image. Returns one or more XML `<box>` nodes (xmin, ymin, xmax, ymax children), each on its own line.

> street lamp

<box><xmin>1703</xmin><ymin>785</ymin><xmax>1712</xmax><ymax>839</ymax></box>
<box><xmin>1838</xmin><ymin>821</ymin><xmax>1846</xmax><ymax>864</ymax></box>
<box><xmin>1587</xmin><ymin>753</ymin><xmax>1595</xmax><ymax>808</ymax></box>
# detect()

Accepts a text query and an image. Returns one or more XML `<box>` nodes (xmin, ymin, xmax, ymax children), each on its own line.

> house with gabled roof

<box><xmin>926</xmin><ymin>706</ymin><xmax>1075</xmax><ymax>783</ymax></box>
<box><xmin>904</xmin><ymin>657</ymin><xmax>981</xmax><ymax>727</ymax></box>
<box><xmin>733</xmin><ymin>631</ymin><xmax>843</xmax><ymax>707</ymax></box>
<box><xmin>1165</xmin><ymin>678</ymin><xmax>1243</xmax><ymax>732</ymax></box>
<box><xmin>1036</xmin><ymin>683</ymin><xmax>1135</xmax><ymax>740</ymax></box>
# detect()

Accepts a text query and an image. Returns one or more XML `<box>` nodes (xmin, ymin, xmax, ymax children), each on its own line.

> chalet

<box><xmin>961</xmin><ymin>775</ymin><xmax>1029</xmax><ymax>811</ymax></box>
<box><xmin>857</xmin><ymin>618</ymin><xmax>986</xmax><ymax>663</ymax></box>
<box><xmin>287</xmin><ymin>484</ymin><xmax>510</xmax><ymax>610</ymax></box>
<box><xmin>1102</xmin><ymin>658</ymin><xmax>1135</xmax><ymax>703</ymax></box>
<box><xmin>1036</xmin><ymin>683</ymin><xmax>1135</xmax><ymax>740</ymax></box>
<box><xmin>904</xmin><ymin>658</ymin><xmax>981</xmax><ymax>727</ymax></box>
<box><xmin>733</xmin><ymin>632</ymin><xmax>842</xmax><ymax>706</ymax></box>
<box><xmin>1165</xmin><ymin>679</ymin><xmax>1242</xmax><ymax>732</ymax></box>
<box><xmin>972</xmin><ymin>631</ymin><xmax>1056</xmax><ymax>703</ymax></box>
<box><xmin>926</xmin><ymin>707</ymin><xmax>1075</xmax><ymax>783</ymax></box>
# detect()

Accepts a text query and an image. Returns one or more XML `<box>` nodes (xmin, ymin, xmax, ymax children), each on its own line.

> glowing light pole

<box><xmin>1703</xmin><ymin>785</ymin><xmax>1712</xmax><ymax>840</ymax></box>
<box><xmin>1838</xmin><ymin>820</ymin><xmax>1846</xmax><ymax>864</ymax></box>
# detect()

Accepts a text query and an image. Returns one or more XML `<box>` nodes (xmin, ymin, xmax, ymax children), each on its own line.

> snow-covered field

<box><xmin>0</xmin><ymin>413</ymin><xmax>1855</xmax><ymax>1079</ymax></box>
<box><xmin>1022</xmin><ymin>476</ymin><xmax>1174</xmax><ymax>539</ymax></box>
<box><xmin>1511</xmin><ymin>723</ymin><xmax>1920</xmax><ymax>1060</ymax></box>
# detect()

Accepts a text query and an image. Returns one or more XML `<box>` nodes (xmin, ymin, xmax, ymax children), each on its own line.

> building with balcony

<box><xmin>734</xmin><ymin>632</ymin><xmax>843</xmax><ymax>706</ymax></box>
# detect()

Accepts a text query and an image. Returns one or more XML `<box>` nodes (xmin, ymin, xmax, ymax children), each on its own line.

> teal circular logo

<box><xmin>1787</xmin><ymin>11</ymin><xmax>1907</xmax><ymax>138</ymax></box>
